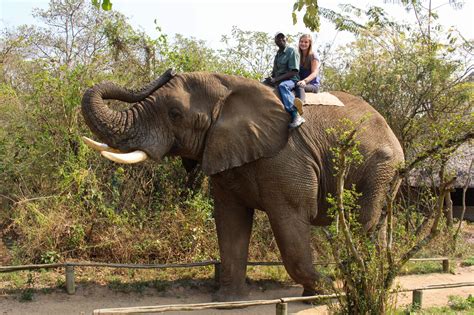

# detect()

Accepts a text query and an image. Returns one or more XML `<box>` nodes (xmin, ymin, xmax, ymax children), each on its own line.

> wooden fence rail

<box><xmin>92</xmin><ymin>295</ymin><xmax>339</xmax><ymax>315</ymax></box>
<box><xmin>92</xmin><ymin>282</ymin><xmax>474</xmax><ymax>315</ymax></box>
<box><xmin>0</xmin><ymin>258</ymin><xmax>467</xmax><ymax>314</ymax></box>
<box><xmin>0</xmin><ymin>257</ymin><xmax>450</xmax><ymax>295</ymax></box>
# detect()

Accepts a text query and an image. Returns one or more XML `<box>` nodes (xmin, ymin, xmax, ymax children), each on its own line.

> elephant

<box><xmin>81</xmin><ymin>68</ymin><xmax>404</xmax><ymax>301</ymax></box>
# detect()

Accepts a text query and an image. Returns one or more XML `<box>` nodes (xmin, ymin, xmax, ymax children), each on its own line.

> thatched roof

<box><xmin>408</xmin><ymin>141</ymin><xmax>473</xmax><ymax>188</ymax></box>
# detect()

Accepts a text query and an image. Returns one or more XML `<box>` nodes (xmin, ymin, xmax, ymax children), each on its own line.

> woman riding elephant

<box><xmin>296</xmin><ymin>33</ymin><xmax>321</xmax><ymax>104</ymax></box>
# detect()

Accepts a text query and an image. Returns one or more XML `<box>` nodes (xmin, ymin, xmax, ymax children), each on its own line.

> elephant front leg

<box><xmin>212</xmin><ymin>198</ymin><xmax>254</xmax><ymax>302</ymax></box>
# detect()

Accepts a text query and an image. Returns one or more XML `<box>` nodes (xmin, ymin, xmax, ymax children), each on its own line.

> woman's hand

<box><xmin>297</xmin><ymin>80</ymin><xmax>306</xmax><ymax>87</ymax></box>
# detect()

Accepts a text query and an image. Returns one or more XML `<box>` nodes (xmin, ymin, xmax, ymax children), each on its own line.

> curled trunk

<box><xmin>81</xmin><ymin>68</ymin><xmax>175</xmax><ymax>148</ymax></box>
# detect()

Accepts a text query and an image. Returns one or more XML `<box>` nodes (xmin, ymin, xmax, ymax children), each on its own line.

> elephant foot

<box><xmin>212</xmin><ymin>286</ymin><xmax>249</xmax><ymax>303</ymax></box>
<box><xmin>302</xmin><ymin>287</ymin><xmax>326</xmax><ymax>305</ymax></box>
<box><xmin>302</xmin><ymin>288</ymin><xmax>317</xmax><ymax>296</ymax></box>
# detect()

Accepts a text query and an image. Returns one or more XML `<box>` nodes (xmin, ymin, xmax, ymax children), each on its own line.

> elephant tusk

<box><xmin>101</xmin><ymin>150</ymin><xmax>148</xmax><ymax>164</ymax></box>
<box><xmin>82</xmin><ymin>136</ymin><xmax>123</xmax><ymax>153</ymax></box>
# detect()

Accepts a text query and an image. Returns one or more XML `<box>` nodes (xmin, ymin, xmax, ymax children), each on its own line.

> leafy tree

<box><xmin>164</xmin><ymin>34</ymin><xmax>221</xmax><ymax>73</ymax></box>
<box><xmin>315</xmin><ymin>3</ymin><xmax>472</xmax><ymax>313</ymax></box>
<box><xmin>292</xmin><ymin>0</ymin><xmax>321</xmax><ymax>32</ymax></box>
<box><xmin>383</xmin><ymin>0</ymin><xmax>465</xmax><ymax>43</ymax></box>
<box><xmin>100</xmin><ymin>13</ymin><xmax>162</xmax><ymax>81</ymax></box>
<box><xmin>322</xmin><ymin>4</ymin><xmax>472</xmax><ymax>152</ymax></box>
<box><xmin>219</xmin><ymin>26</ymin><xmax>277</xmax><ymax>79</ymax></box>
<box><xmin>321</xmin><ymin>116</ymin><xmax>471</xmax><ymax>314</ymax></box>
<box><xmin>0</xmin><ymin>0</ymin><xmax>280</xmax><ymax>264</ymax></box>
<box><xmin>92</xmin><ymin>0</ymin><xmax>112</xmax><ymax>11</ymax></box>
<box><xmin>24</xmin><ymin>0</ymin><xmax>113</xmax><ymax>69</ymax></box>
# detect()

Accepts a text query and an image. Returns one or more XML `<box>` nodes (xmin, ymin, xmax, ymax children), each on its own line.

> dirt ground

<box><xmin>1</xmin><ymin>265</ymin><xmax>473</xmax><ymax>315</ymax></box>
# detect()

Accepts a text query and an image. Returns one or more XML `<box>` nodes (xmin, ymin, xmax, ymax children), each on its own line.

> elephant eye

<box><xmin>168</xmin><ymin>107</ymin><xmax>182</xmax><ymax>122</ymax></box>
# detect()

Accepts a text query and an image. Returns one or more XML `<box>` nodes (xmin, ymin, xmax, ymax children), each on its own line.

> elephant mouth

<box><xmin>82</xmin><ymin>136</ymin><xmax>149</xmax><ymax>164</ymax></box>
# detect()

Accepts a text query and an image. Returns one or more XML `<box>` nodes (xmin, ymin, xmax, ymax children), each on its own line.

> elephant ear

<box><xmin>202</xmin><ymin>83</ymin><xmax>289</xmax><ymax>175</ymax></box>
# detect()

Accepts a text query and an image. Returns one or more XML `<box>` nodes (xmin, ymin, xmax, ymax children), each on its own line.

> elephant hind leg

<box><xmin>267</xmin><ymin>213</ymin><xmax>319</xmax><ymax>295</ymax></box>
<box><xmin>356</xmin><ymin>154</ymin><xmax>399</xmax><ymax>232</ymax></box>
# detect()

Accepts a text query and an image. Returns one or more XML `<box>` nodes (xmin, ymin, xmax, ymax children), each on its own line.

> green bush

<box><xmin>448</xmin><ymin>295</ymin><xmax>474</xmax><ymax>311</ymax></box>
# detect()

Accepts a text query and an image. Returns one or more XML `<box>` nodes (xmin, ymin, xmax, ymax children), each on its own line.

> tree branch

<box><xmin>400</xmin><ymin>131</ymin><xmax>474</xmax><ymax>176</ymax></box>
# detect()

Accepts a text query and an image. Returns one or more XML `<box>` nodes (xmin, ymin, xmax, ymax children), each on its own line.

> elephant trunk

<box><xmin>81</xmin><ymin>69</ymin><xmax>175</xmax><ymax>148</ymax></box>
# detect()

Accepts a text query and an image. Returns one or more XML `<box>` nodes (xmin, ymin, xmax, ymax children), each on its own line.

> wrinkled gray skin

<box><xmin>82</xmin><ymin>69</ymin><xmax>404</xmax><ymax>301</ymax></box>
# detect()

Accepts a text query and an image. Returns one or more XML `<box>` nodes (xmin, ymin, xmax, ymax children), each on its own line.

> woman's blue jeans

<box><xmin>296</xmin><ymin>84</ymin><xmax>319</xmax><ymax>102</ymax></box>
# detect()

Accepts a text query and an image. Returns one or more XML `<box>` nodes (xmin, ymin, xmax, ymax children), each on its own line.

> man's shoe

<box><xmin>294</xmin><ymin>97</ymin><xmax>304</xmax><ymax>115</ymax></box>
<box><xmin>289</xmin><ymin>114</ymin><xmax>306</xmax><ymax>129</ymax></box>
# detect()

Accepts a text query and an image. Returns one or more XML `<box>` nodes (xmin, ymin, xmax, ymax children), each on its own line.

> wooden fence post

<box><xmin>412</xmin><ymin>289</ymin><xmax>423</xmax><ymax>309</ymax></box>
<box><xmin>276</xmin><ymin>302</ymin><xmax>288</xmax><ymax>315</ymax></box>
<box><xmin>65</xmin><ymin>265</ymin><xmax>75</xmax><ymax>295</ymax></box>
<box><xmin>442</xmin><ymin>259</ymin><xmax>450</xmax><ymax>273</ymax></box>
<box><xmin>214</xmin><ymin>262</ymin><xmax>221</xmax><ymax>284</ymax></box>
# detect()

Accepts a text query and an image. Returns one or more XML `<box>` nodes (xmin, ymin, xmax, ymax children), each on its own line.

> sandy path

<box><xmin>1</xmin><ymin>266</ymin><xmax>473</xmax><ymax>315</ymax></box>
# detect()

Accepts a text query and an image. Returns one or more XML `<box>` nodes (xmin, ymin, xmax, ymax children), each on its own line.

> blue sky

<box><xmin>1</xmin><ymin>0</ymin><xmax>473</xmax><ymax>49</ymax></box>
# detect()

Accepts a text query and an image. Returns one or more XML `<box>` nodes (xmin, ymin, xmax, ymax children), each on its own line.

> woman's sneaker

<box><xmin>289</xmin><ymin>113</ymin><xmax>305</xmax><ymax>128</ymax></box>
<box><xmin>294</xmin><ymin>97</ymin><xmax>304</xmax><ymax>115</ymax></box>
